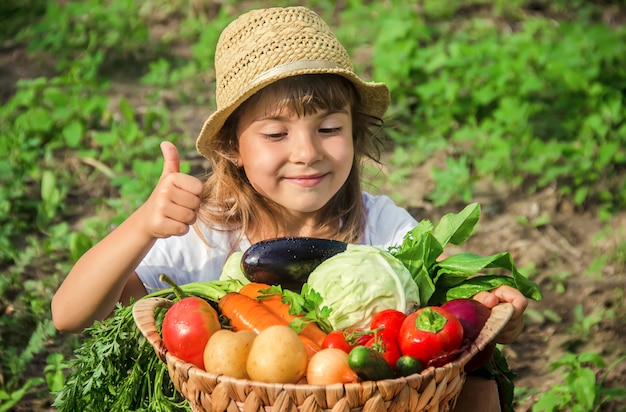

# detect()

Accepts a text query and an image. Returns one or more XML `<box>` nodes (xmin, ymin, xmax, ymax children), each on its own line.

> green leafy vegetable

<box><xmin>486</xmin><ymin>346</ymin><xmax>517</xmax><ymax>412</ymax></box>
<box><xmin>389</xmin><ymin>203</ymin><xmax>543</xmax><ymax>305</ymax></box>
<box><xmin>53</xmin><ymin>303</ymin><xmax>185</xmax><ymax>412</ymax></box>
<box><xmin>53</xmin><ymin>280</ymin><xmax>243</xmax><ymax>411</ymax></box>
<box><xmin>432</xmin><ymin>252</ymin><xmax>543</xmax><ymax>303</ymax></box>
<box><xmin>306</xmin><ymin>244</ymin><xmax>420</xmax><ymax>331</ymax></box>
<box><xmin>433</xmin><ymin>202</ymin><xmax>481</xmax><ymax>246</ymax></box>
<box><xmin>248</xmin><ymin>284</ymin><xmax>334</xmax><ymax>334</ymax></box>
<box><xmin>218</xmin><ymin>251</ymin><xmax>248</xmax><ymax>284</ymax></box>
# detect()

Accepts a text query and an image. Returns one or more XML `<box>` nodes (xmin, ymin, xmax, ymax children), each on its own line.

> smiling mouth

<box><xmin>286</xmin><ymin>173</ymin><xmax>327</xmax><ymax>187</ymax></box>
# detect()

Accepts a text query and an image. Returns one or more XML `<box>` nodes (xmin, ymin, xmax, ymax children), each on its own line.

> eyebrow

<box><xmin>256</xmin><ymin>108</ymin><xmax>349</xmax><ymax>122</ymax></box>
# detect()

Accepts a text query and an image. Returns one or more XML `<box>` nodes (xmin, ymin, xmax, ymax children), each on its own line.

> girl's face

<box><xmin>235</xmin><ymin>100</ymin><xmax>354</xmax><ymax>216</ymax></box>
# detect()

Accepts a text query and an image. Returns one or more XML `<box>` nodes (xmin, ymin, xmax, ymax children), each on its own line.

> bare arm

<box><xmin>51</xmin><ymin>142</ymin><xmax>204</xmax><ymax>333</ymax></box>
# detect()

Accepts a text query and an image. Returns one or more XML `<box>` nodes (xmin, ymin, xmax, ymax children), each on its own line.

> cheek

<box><xmin>328</xmin><ymin>139</ymin><xmax>355</xmax><ymax>170</ymax></box>
<box><xmin>241</xmin><ymin>148</ymin><xmax>281</xmax><ymax>174</ymax></box>
<box><xmin>238</xmin><ymin>136</ymin><xmax>272</xmax><ymax>169</ymax></box>
<box><xmin>239</xmin><ymin>149</ymin><xmax>282</xmax><ymax>195</ymax></box>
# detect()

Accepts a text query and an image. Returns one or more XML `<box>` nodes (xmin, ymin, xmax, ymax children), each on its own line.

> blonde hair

<box><xmin>196</xmin><ymin>74</ymin><xmax>385</xmax><ymax>248</ymax></box>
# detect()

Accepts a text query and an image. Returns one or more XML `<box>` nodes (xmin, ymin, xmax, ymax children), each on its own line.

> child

<box><xmin>51</xmin><ymin>6</ymin><xmax>527</xmax><ymax>349</ymax></box>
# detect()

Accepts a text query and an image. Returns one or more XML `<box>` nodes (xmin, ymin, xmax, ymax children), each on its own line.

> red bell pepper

<box><xmin>398</xmin><ymin>306</ymin><xmax>464</xmax><ymax>368</ymax></box>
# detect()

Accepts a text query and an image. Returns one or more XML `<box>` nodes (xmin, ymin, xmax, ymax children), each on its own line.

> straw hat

<box><xmin>195</xmin><ymin>6</ymin><xmax>390</xmax><ymax>159</ymax></box>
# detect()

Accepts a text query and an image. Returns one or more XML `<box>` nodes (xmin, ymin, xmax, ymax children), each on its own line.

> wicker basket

<box><xmin>133</xmin><ymin>298</ymin><xmax>513</xmax><ymax>412</ymax></box>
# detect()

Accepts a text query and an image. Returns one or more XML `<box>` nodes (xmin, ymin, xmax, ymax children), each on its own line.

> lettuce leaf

<box><xmin>218</xmin><ymin>251</ymin><xmax>249</xmax><ymax>284</ymax></box>
<box><xmin>306</xmin><ymin>244</ymin><xmax>420</xmax><ymax>330</ymax></box>
<box><xmin>389</xmin><ymin>203</ymin><xmax>543</xmax><ymax>305</ymax></box>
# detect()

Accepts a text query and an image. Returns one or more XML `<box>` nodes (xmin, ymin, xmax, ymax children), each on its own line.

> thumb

<box><xmin>160</xmin><ymin>141</ymin><xmax>180</xmax><ymax>176</ymax></box>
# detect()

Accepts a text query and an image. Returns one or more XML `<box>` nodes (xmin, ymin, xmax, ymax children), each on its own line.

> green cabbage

<box><xmin>307</xmin><ymin>244</ymin><xmax>420</xmax><ymax>331</ymax></box>
<box><xmin>219</xmin><ymin>251</ymin><xmax>249</xmax><ymax>284</ymax></box>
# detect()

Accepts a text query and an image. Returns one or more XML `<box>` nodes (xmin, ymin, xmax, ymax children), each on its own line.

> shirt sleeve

<box><xmin>361</xmin><ymin>192</ymin><xmax>418</xmax><ymax>250</ymax></box>
<box><xmin>135</xmin><ymin>227</ymin><xmax>246</xmax><ymax>292</ymax></box>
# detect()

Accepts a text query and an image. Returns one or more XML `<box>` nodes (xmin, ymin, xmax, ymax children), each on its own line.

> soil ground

<box><xmin>3</xmin><ymin>6</ymin><xmax>626</xmax><ymax>411</ymax></box>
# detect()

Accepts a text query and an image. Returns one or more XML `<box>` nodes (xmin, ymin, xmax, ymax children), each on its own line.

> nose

<box><xmin>290</xmin><ymin>129</ymin><xmax>322</xmax><ymax>165</ymax></box>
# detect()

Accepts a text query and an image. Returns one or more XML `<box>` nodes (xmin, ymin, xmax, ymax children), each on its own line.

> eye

<box><xmin>318</xmin><ymin>111</ymin><xmax>349</xmax><ymax>134</ymax></box>
<box><xmin>262</xmin><ymin>132</ymin><xmax>287</xmax><ymax>139</ymax></box>
<box><xmin>319</xmin><ymin>127</ymin><xmax>342</xmax><ymax>134</ymax></box>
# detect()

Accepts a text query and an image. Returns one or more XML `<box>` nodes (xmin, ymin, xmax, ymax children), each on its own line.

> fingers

<box><xmin>155</xmin><ymin>199</ymin><xmax>199</xmax><ymax>235</ymax></box>
<box><xmin>140</xmin><ymin>142</ymin><xmax>204</xmax><ymax>239</ymax></box>
<box><xmin>473</xmin><ymin>286</ymin><xmax>528</xmax><ymax>312</ymax></box>
<box><xmin>491</xmin><ymin>285</ymin><xmax>528</xmax><ymax>314</ymax></box>
<box><xmin>473</xmin><ymin>286</ymin><xmax>529</xmax><ymax>345</ymax></box>
<box><xmin>160</xmin><ymin>141</ymin><xmax>180</xmax><ymax>177</ymax></box>
<box><xmin>472</xmin><ymin>290</ymin><xmax>500</xmax><ymax>309</ymax></box>
<box><xmin>162</xmin><ymin>179</ymin><xmax>203</xmax><ymax>213</ymax></box>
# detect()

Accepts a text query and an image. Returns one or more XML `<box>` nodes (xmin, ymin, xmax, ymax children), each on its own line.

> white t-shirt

<box><xmin>135</xmin><ymin>192</ymin><xmax>417</xmax><ymax>292</ymax></box>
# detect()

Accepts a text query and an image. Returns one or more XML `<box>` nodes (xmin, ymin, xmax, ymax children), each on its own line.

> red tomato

<box><xmin>349</xmin><ymin>329</ymin><xmax>375</xmax><ymax>347</ymax></box>
<box><xmin>398</xmin><ymin>306</ymin><xmax>463</xmax><ymax>368</ymax></box>
<box><xmin>323</xmin><ymin>329</ymin><xmax>375</xmax><ymax>353</ymax></box>
<box><xmin>162</xmin><ymin>297</ymin><xmax>221</xmax><ymax>369</ymax></box>
<box><xmin>370</xmin><ymin>309</ymin><xmax>406</xmax><ymax>342</ymax></box>
<box><xmin>366</xmin><ymin>333</ymin><xmax>402</xmax><ymax>371</ymax></box>
<box><xmin>322</xmin><ymin>331</ymin><xmax>353</xmax><ymax>353</ymax></box>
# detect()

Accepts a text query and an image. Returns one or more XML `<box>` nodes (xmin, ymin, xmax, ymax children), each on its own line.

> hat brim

<box><xmin>196</xmin><ymin>66</ymin><xmax>390</xmax><ymax>160</ymax></box>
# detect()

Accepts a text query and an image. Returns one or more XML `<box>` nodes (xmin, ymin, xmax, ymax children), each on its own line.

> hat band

<box><xmin>229</xmin><ymin>60</ymin><xmax>347</xmax><ymax>106</ymax></box>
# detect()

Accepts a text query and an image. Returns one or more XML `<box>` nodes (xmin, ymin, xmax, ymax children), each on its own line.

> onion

<box><xmin>306</xmin><ymin>348</ymin><xmax>359</xmax><ymax>385</ymax></box>
<box><xmin>441</xmin><ymin>298</ymin><xmax>494</xmax><ymax>372</ymax></box>
<box><xmin>441</xmin><ymin>298</ymin><xmax>490</xmax><ymax>341</ymax></box>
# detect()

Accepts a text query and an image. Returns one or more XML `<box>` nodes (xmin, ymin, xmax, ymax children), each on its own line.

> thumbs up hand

<box><xmin>137</xmin><ymin>141</ymin><xmax>204</xmax><ymax>239</ymax></box>
<box><xmin>160</xmin><ymin>140</ymin><xmax>182</xmax><ymax>175</ymax></box>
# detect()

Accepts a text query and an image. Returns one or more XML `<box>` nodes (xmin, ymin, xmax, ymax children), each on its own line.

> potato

<box><xmin>203</xmin><ymin>329</ymin><xmax>256</xmax><ymax>378</ymax></box>
<box><xmin>246</xmin><ymin>325</ymin><xmax>308</xmax><ymax>383</ymax></box>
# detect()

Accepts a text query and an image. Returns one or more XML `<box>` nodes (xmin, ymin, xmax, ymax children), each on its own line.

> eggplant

<box><xmin>241</xmin><ymin>237</ymin><xmax>348</xmax><ymax>290</ymax></box>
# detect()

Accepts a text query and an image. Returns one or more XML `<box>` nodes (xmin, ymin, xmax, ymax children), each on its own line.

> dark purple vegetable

<box><xmin>241</xmin><ymin>237</ymin><xmax>347</xmax><ymax>291</ymax></box>
<box><xmin>441</xmin><ymin>299</ymin><xmax>490</xmax><ymax>341</ymax></box>
<box><xmin>441</xmin><ymin>298</ymin><xmax>494</xmax><ymax>372</ymax></box>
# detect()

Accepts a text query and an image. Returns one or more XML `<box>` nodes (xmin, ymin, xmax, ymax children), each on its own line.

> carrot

<box><xmin>299</xmin><ymin>334</ymin><xmax>322</xmax><ymax>359</ymax></box>
<box><xmin>218</xmin><ymin>292</ymin><xmax>321</xmax><ymax>357</ymax></box>
<box><xmin>238</xmin><ymin>283</ymin><xmax>328</xmax><ymax>347</ymax></box>
<box><xmin>261</xmin><ymin>297</ymin><xmax>328</xmax><ymax>347</ymax></box>
<box><xmin>238</xmin><ymin>282</ymin><xmax>269</xmax><ymax>299</ymax></box>
<box><xmin>218</xmin><ymin>292</ymin><xmax>284</xmax><ymax>333</ymax></box>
